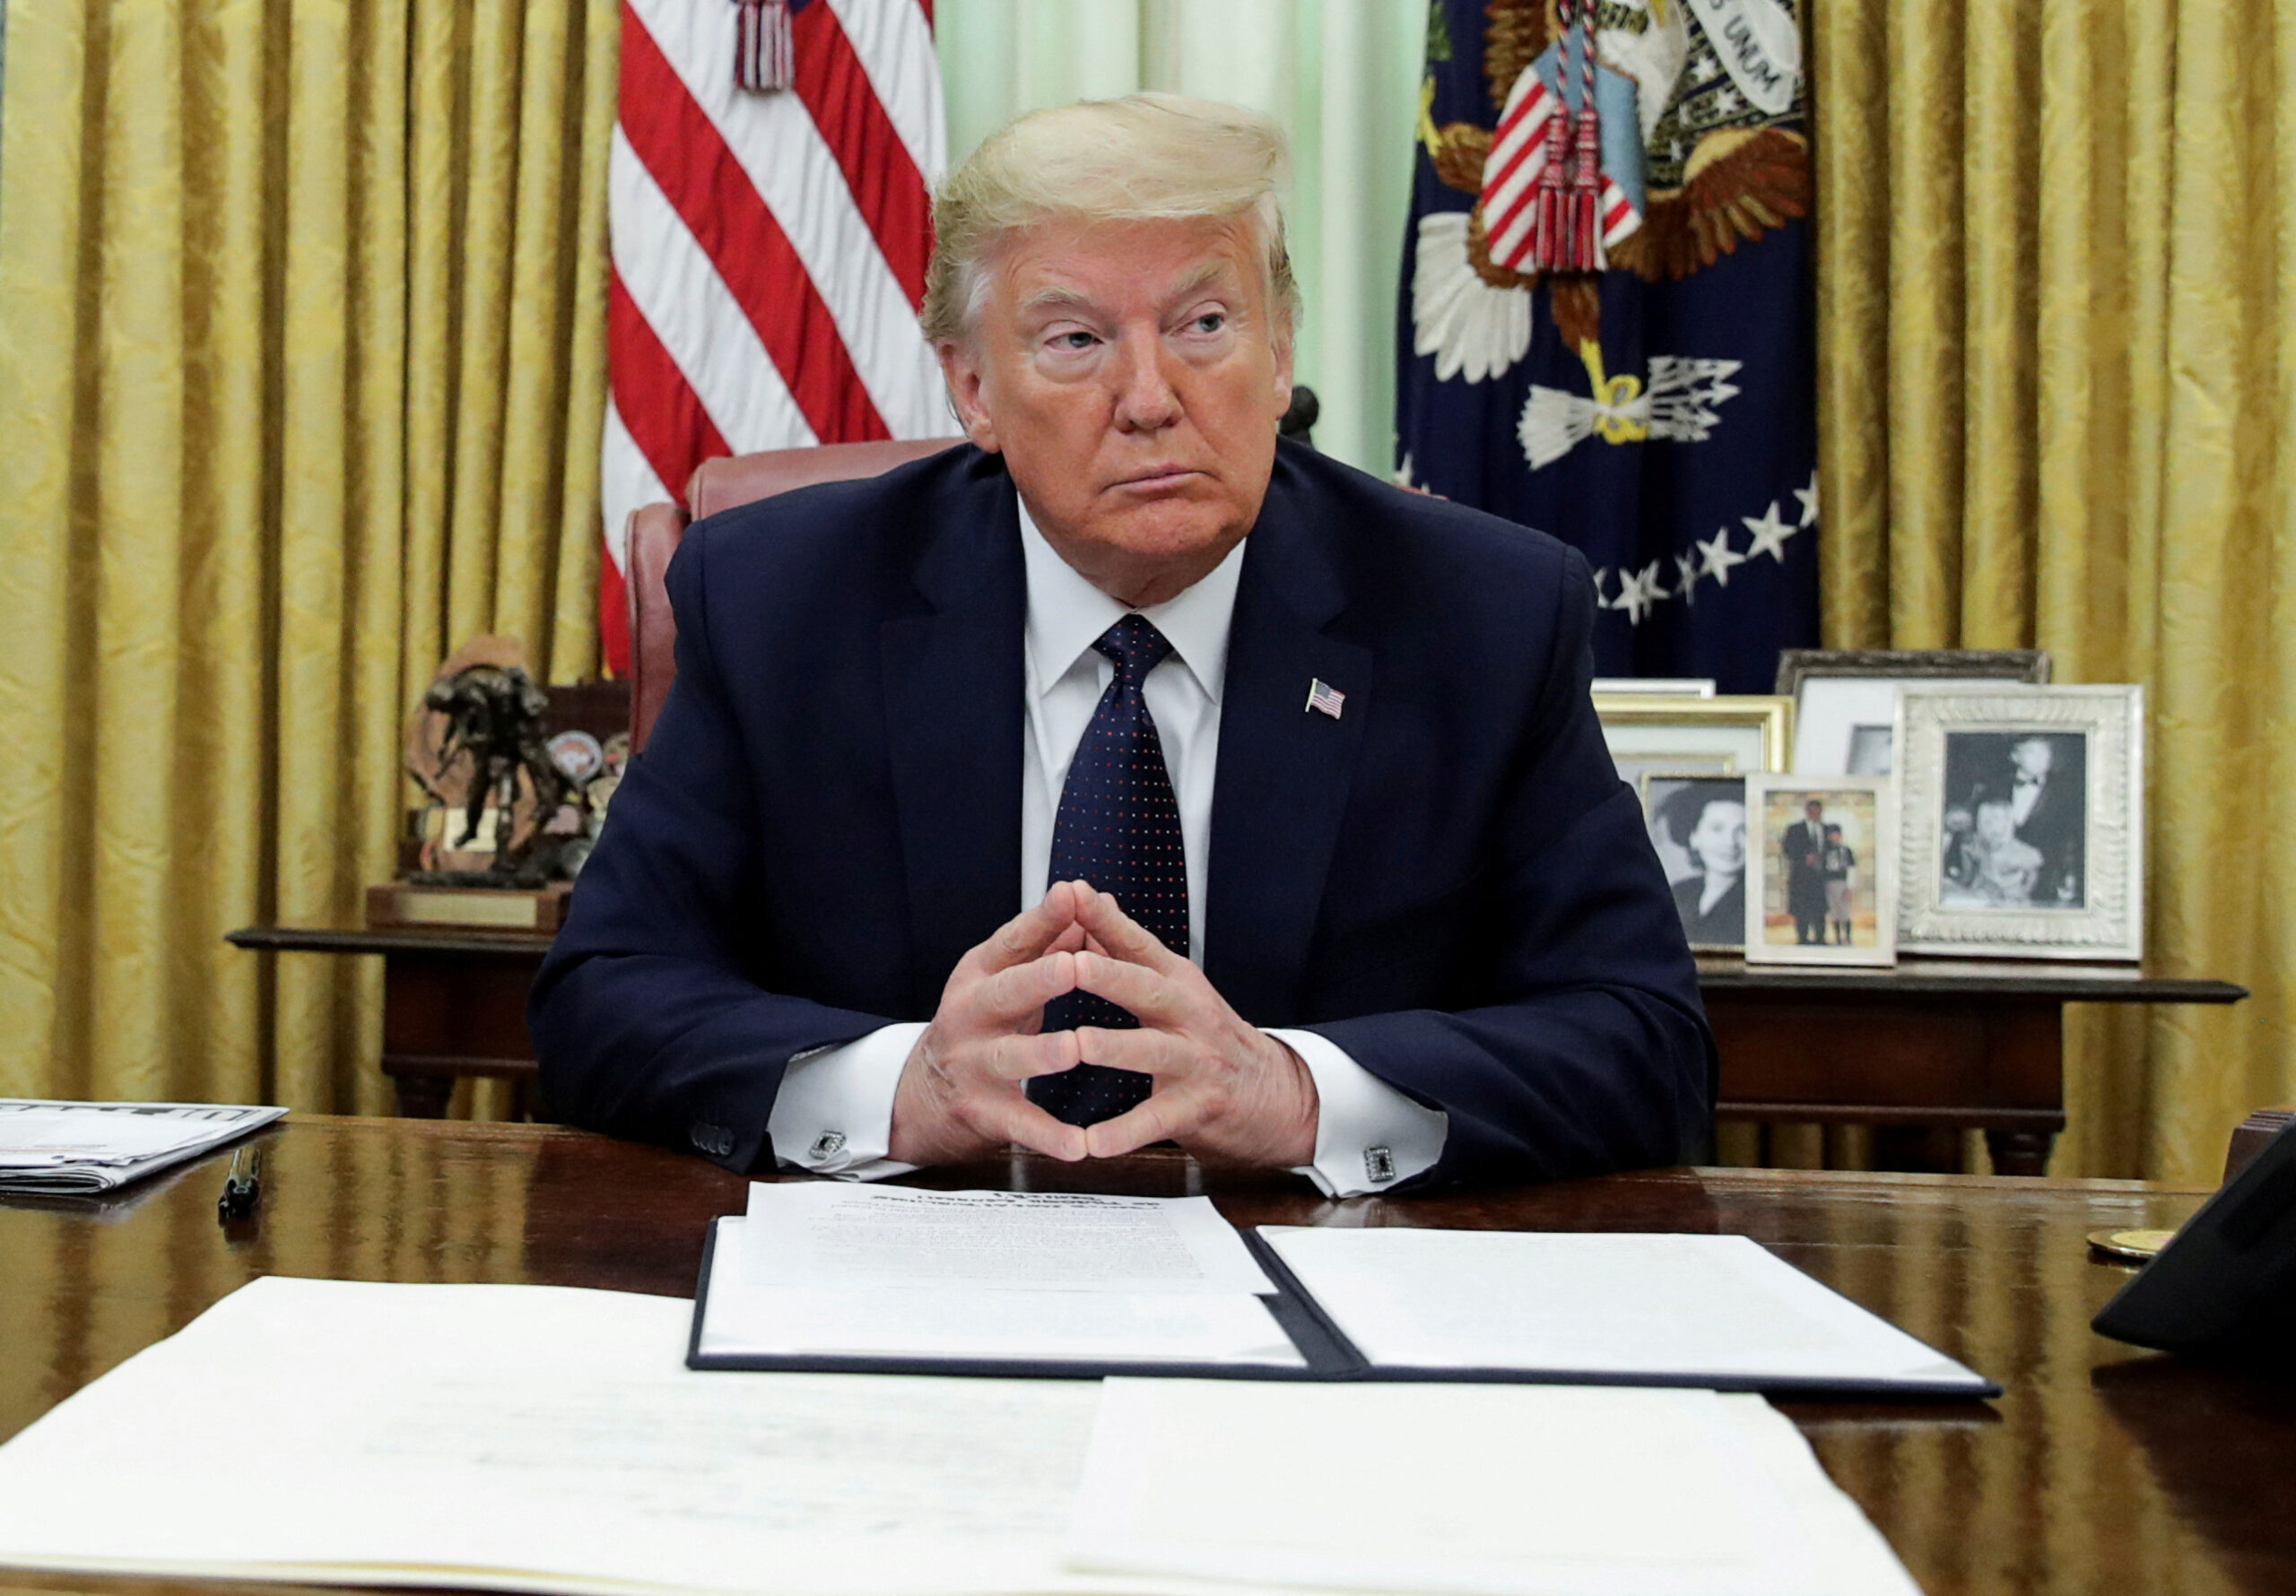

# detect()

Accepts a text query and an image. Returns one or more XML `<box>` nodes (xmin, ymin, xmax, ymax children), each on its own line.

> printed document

<box><xmin>704</xmin><ymin>1185</ymin><xmax>1301</xmax><ymax>1366</ymax></box>
<box><xmin>740</xmin><ymin>1183</ymin><xmax>1272</xmax><ymax>1294</ymax></box>
<box><xmin>1261</xmin><ymin>1227</ymin><xmax>1989</xmax><ymax>1391</ymax></box>
<box><xmin>0</xmin><ymin>1276</ymin><xmax>1921</xmax><ymax>1596</ymax></box>
<box><xmin>0</xmin><ymin>1277</ymin><xmax>1919</xmax><ymax>1596</ymax></box>
<box><xmin>0</xmin><ymin>1099</ymin><xmax>283</xmax><ymax>1195</ymax></box>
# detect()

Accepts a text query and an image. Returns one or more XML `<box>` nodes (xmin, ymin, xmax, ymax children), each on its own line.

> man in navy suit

<box><xmin>531</xmin><ymin>95</ymin><xmax>1712</xmax><ymax>1193</ymax></box>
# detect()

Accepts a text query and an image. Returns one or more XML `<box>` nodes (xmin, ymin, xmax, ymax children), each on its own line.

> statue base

<box><xmin>367</xmin><ymin>881</ymin><xmax>571</xmax><ymax>934</ymax></box>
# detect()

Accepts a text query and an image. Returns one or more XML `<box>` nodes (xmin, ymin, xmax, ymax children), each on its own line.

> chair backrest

<box><xmin>626</xmin><ymin>438</ymin><xmax>961</xmax><ymax>751</ymax></box>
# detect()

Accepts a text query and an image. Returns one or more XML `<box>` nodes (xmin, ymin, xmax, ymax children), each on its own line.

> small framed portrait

<box><xmin>1775</xmin><ymin>650</ymin><xmax>2051</xmax><ymax>776</ymax></box>
<box><xmin>1639</xmin><ymin>772</ymin><xmax>1749</xmax><ymax>950</ymax></box>
<box><xmin>1894</xmin><ymin>685</ymin><xmax>2145</xmax><ymax>960</ymax></box>
<box><xmin>1595</xmin><ymin>694</ymin><xmax>1793</xmax><ymax>795</ymax></box>
<box><xmin>1743</xmin><ymin>776</ymin><xmax>1899</xmax><ymax>967</ymax></box>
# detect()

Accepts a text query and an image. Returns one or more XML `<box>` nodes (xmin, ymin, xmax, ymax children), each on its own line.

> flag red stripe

<box><xmin>609</xmin><ymin>265</ymin><xmax>734</xmax><ymax>506</ymax></box>
<box><xmin>792</xmin><ymin>1</ymin><xmax>933</xmax><ymax>308</ymax></box>
<box><xmin>1485</xmin><ymin>157</ymin><xmax>1545</xmax><ymax>247</ymax></box>
<box><xmin>620</xmin><ymin>10</ymin><xmax>889</xmax><ymax>442</ymax></box>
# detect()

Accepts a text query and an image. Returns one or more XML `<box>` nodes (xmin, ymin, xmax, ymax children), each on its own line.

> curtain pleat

<box><xmin>0</xmin><ymin>0</ymin><xmax>613</xmax><ymax>1117</ymax></box>
<box><xmin>1817</xmin><ymin>0</ymin><xmax>2296</xmax><ymax>1181</ymax></box>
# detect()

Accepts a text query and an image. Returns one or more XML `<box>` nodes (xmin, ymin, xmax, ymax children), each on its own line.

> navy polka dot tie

<box><xmin>1030</xmin><ymin>615</ymin><xmax>1188</xmax><ymax>1126</ymax></box>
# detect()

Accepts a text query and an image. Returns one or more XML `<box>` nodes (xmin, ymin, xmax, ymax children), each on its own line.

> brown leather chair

<box><xmin>626</xmin><ymin>438</ymin><xmax>960</xmax><ymax>751</ymax></box>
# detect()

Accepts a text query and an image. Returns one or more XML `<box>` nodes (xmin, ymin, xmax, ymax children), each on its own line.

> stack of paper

<box><xmin>699</xmin><ymin>1184</ymin><xmax>1303</xmax><ymax>1367</ymax></box>
<box><xmin>0</xmin><ymin>1275</ymin><xmax>1922</xmax><ymax>1596</ymax></box>
<box><xmin>0</xmin><ymin>1100</ymin><xmax>283</xmax><ymax>1196</ymax></box>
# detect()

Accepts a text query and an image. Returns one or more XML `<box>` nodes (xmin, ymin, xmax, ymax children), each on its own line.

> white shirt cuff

<box><xmin>764</xmin><ymin>1022</ymin><xmax>926</xmax><ymax>1180</ymax></box>
<box><xmin>1267</xmin><ymin>1028</ymin><xmax>1448</xmax><ymax>1197</ymax></box>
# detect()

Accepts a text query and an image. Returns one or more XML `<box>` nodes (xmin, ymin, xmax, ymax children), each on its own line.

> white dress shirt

<box><xmin>766</xmin><ymin>499</ymin><xmax>1448</xmax><ymax>1196</ymax></box>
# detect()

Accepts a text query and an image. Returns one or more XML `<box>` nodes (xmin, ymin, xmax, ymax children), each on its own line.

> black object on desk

<box><xmin>217</xmin><ymin>1148</ymin><xmax>263</xmax><ymax>1221</ymax></box>
<box><xmin>2094</xmin><ymin>1120</ymin><xmax>2296</xmax><ymax>1360</ymax></box>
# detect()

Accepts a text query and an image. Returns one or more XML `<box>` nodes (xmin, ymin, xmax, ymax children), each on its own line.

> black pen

<box><xmin>217</xmin><ymin>1146</ymin><xmax>263</xmax><ymax>1221</ymax></box>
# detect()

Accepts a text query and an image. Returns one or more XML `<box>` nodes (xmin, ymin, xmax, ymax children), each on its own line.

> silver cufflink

<box><xmin>811</xmin><ymin>1132</ymin><xmax>848</xmax><ymax>1161</ymax></box>
<box><xmin>1364</xmin><ymin>1146</ymin><xmax>1396</xmax><ymax>1184</ymax></box>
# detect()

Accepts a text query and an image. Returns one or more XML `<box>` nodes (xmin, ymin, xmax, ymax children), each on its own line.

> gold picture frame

<box><xmin>1594</xmin><ymin>694</ymin><xmax>1795</xmax><ymax>794</ymax></box>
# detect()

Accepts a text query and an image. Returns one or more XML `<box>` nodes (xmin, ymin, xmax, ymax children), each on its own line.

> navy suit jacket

<box><xmin>530</xmin><ymin>442</ymin><xmax>1714</xmax><ymax>1187</ymax></box>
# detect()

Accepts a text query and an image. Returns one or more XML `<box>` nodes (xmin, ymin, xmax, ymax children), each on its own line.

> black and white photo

<box><xmin>1895</xmin><ymin>685</ymin><xmax>2145</xmax><ymax>960</ymax></box>
<box><xmin>1939</xmin><ymin>730</ymin><xmax>2086</xmax><ymax>908</ymax></box>
<box><xmin>1639</xmin><ymin>774</ymin><xmax>1748</xmax><ymax>950</ymax></box>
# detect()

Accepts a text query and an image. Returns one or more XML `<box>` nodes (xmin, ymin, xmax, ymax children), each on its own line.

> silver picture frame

<box><xmin>1892</xmin><ymin>684</ymin><xmax>2145</xmax><ymax>960</ymax></box>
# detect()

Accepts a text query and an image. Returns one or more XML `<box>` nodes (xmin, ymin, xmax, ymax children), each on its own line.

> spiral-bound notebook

<box><xmin>688</xmin><ymin>1184</ymin><xmax>1996</xmax><ymax>1399</ymax></box>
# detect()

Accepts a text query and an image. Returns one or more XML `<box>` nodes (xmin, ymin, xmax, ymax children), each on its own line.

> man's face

<box><xmin>936</xmin><ymin>213</ymin><xmax>1295</xmax><ymax>607</ymax></box>
<box><xmin>2012</xmin><ymin>739</ymin><xmax>2054</xmax><ymax>778</ymax></box>
<box><xmin>1805</xmin><ymin>801</ymin><xmax>1824</xmax><ymax>823</ymax></box>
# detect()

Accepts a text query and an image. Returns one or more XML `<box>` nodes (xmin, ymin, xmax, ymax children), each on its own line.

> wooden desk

<box><xmin>3</xmin><ymin>1116</ymin><xmax>2290</xmax><ymax>1596</ymax></box>
<box><xmin>226</xmin><ymin>928</ymin><xmax>2246</xmax><ymax>1176</ymax></box>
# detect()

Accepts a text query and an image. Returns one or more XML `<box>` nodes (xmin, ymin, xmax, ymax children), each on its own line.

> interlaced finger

<box><xmin>1083</xmin><ymin>1081</ymin><xmax>1215</xmax><ymax>1158</ymax></box>
<box><xmin>1074</xmin><ymin>887</ymin><xmax>1187</xmax><ymax>974</ymax></box>
<box><xmin>1072</xmin><ymin>952</ymin><xmax>1187</xmax><ymax>1028</ymax></box>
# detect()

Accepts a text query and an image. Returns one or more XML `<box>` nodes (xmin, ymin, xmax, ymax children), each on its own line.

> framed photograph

<box><xmin>1777</xmin><ymin>649</ymin><xmax>2051</xmax><ymax>776</ymax></box>
<box><xmin>1639</xmin><ymin>772</ymin><xmax>1749</xmax><ymax>950</ymax></box>
<box><xmin>1596</xmin><ymin>694</ymin><xmax>1793</xmax><ymax>794</ymax></box>
<box><xmin>1894</xmin><ymin>685</ymin><xmax>2145</xmax><ymax>960</ymax></box>
<box><xmin>1591</xmin><ymin>678</ymin><xmax>1717</xmax><ymax>698</ymax></box>
<box><xmin>1744</xmin><ymin>776</ymin><xmax>1898</xmax><ymax>967</ymax></box>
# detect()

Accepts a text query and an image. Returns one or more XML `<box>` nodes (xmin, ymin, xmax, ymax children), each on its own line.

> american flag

<box><xmin>1305</xmin><ymin>679</ymin><xmax>1346</xmax><ymax>720</ymax></box>
<box><xmin>600</xmin><ymin>0</ymin><xmax>957</xmax><ymax>673</ymax></box>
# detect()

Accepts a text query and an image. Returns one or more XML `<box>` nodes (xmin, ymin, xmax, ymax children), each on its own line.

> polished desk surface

<box><xmin>3</xmin><ymin>1116</ymin><xmax>2292</xmax><ymax>1596</ymax></box>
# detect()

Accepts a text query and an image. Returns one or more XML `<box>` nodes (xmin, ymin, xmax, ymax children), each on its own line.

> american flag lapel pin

<box><xmin>1305</xmin><ymin>678</ymin><xmax>1345</xmax><ymax>719</ymax></box>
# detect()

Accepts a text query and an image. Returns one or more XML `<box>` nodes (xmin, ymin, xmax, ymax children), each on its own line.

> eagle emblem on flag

<box><xmin>1395</xmin><ymin>0</ymin><xmax>1819</xmax><ymax>686</ymax></box>
<box><xmin>1411</xmin><ymin>0</ymin><xmax>1809</xmax><ymax>469</ymax></box>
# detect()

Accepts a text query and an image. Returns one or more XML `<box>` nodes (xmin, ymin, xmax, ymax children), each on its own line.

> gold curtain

<box><xmin>1813</xmin><ymin>0</ymin><xmax>2295</xmax><ymax>1182</ymax></box>
<box><xmin>0</xmin><ymin>1</ymin><xmax>618</xmax><ymax>1114</ymax></box>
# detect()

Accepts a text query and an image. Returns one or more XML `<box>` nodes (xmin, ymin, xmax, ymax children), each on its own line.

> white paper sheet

<box><xmin>0</xmin><ymin>1277</ymin><xmax>1914</xmax><ymax>1596</ymax></box>
<box><xmin>0</xmin><ymin>1277</ymin><xmax>1118</xmax><ymax>1596</ymax></box>
<box><xmin>743</xmin><ymin>1182</ymin><xmax>1274</xmax><ymax>1295</ymax></box>
<box><xmin>0</xmin><ymin>1099</ymin><xmax>283</xmax><ymax>1193</ymax></box>
<box><xmin>1261</xmin><ymin>1227</ymin><xmax>1987</xmax><ymax>1392</ymax></box>
<box><xmin>1068</xmin><ymin>1379</ymin><xmax>1921</xmax><ymax>1596</ymax></box>
<box><xmin>701</xmin><ymin>1214</ymin><xmax>1304</xmax><ymax>1366</ymax></box>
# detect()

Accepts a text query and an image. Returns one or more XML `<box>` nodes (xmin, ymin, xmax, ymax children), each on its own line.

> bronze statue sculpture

<box><xmin>404</xmin><ymin>640</ymin><xmax>585</xmax><ymax>889</ymax></box>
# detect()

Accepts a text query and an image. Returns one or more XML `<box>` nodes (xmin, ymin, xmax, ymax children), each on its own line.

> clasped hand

<box><xmin>886</xmin><ymin>880</ymin><xmax>1318</xmax><ymax>1168</ymax></box>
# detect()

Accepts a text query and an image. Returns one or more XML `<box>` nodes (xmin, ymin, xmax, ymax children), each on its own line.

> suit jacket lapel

<box><xmin>880</xmin><ymin>462</ymin><xmax>1026</xmax><ymax>1016</ymax></box>
<box><xmin>1204</xmin><ymin>481</ymin><xmax>1371</xmax><ymax>1026</ymax></box>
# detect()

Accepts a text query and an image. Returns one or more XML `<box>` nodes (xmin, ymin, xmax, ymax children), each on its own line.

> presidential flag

<box><xmin>1396</xmin><ymin>0</ymin><xmax>1819</xmax><ymax>692</ymax></box>
<box><xmin>601</xmin><ymin>0</ymin><xmax>955</xmax><ymax>674</ymax></box>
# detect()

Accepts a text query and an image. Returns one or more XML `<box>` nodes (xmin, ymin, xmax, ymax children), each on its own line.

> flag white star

<box><xmin>1742</xmin><ymin>502</ymin><xmax>1796</xmax><ymax>563</ymax></box>
<box><xmin>1615</xmin><ymin>561</ymin><xmax>1669</xmax><ymax>625</ymax></box>
<box><xmin>1697</xmin><ymin>527</ymin><xmax>1746</xmax><ymax>587</ymax></box>
<box><xmin>1794</xmin><ymin>472</ymin><xmax>1820</xmax><ymax>527</ymax></box>
<box><xmin>1674</xmin><ymin>550</ymin><xmax>1701</xmax><ymax>605</ymax></box>
<box><xmin>1590</xmin><ymin>565</ymin><xmax>1615</xmax><ymax>608</ymax></box>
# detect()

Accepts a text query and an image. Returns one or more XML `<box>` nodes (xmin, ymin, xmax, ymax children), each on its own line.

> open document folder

<box><xmin>0</xmin><ymin>1276</ymin><xmax>1922</xmax><ymax>1596</ymax></box>
<box><xmin>691</xmin><ymin>1184</ymin><xmax>1996</xmax><ymax>1398</ymax></box>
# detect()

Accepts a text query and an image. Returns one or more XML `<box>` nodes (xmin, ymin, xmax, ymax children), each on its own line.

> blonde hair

<box><xmin>920</xmin><ymin>93</ymin><xmax>1299</xmax><ymax>345</ymax></box>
